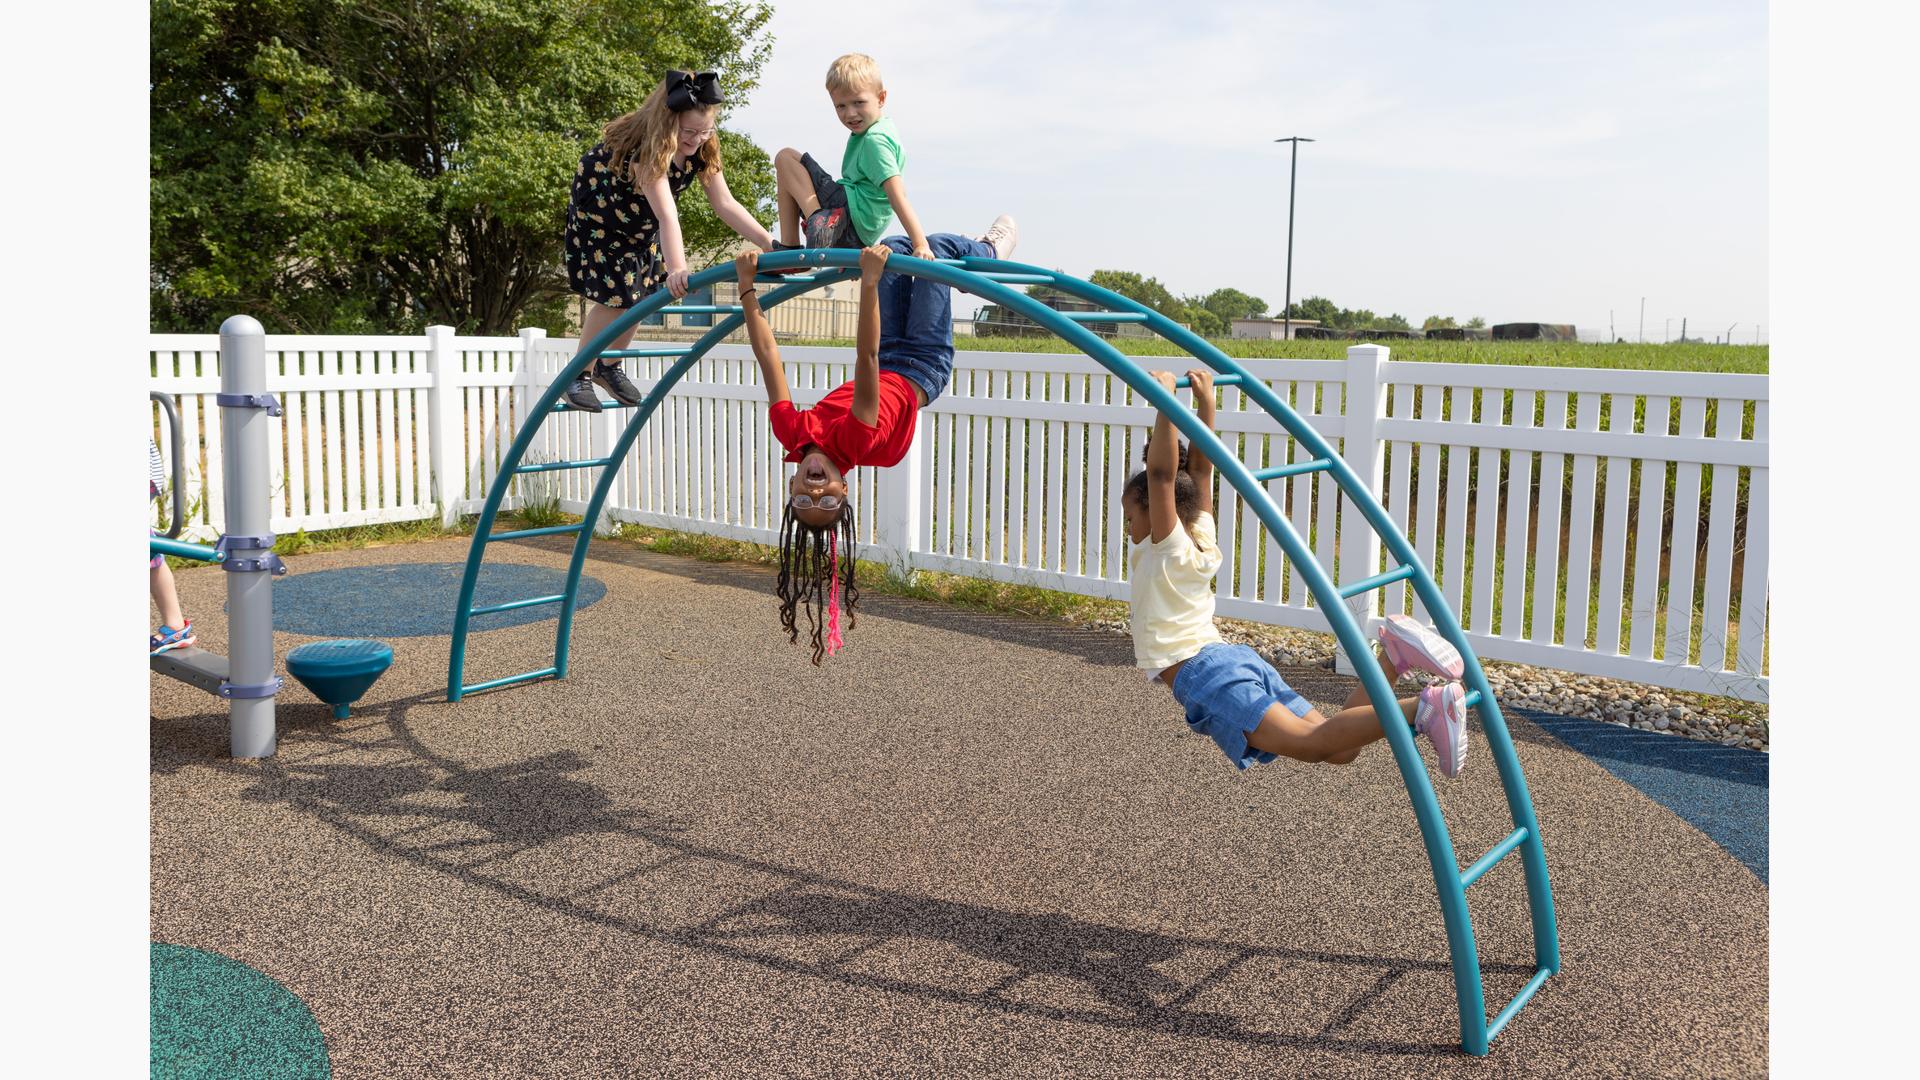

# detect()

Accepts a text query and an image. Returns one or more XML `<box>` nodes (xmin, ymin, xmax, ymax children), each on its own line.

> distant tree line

<box><xmin>1024</xmin><ymin>269</ymin><xmax>1486</xmax><ymax>338</ymax></box>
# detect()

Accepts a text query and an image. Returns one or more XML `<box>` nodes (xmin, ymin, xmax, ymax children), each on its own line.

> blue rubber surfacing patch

<box><xmin>273</xmin><ymin>563</ymin><xmax>605</xmax><ymax>638</ymax></box>
<box><xmin>151</xmin><ymin>942</ymin><xmax>331</xmax><ymax>1079</ymax></box>
<box><xmin>1515</xmin><ymin>708</ymin><xmax>1769</xmax><ymax>884</ymax></box>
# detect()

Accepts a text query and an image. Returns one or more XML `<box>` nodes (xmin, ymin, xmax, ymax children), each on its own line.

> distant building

<box><xmin>1229</xmin><ymin>317</ymin><xmax>1323</xmax><ymax>341</ymax></box>
<box><xmin>1491</xmin><ymin>322</ymin><xmax>1577</xmax><ymax>341</ymax></box>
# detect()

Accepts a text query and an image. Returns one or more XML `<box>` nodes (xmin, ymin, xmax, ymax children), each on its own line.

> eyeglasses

<box><xmin>790</xmin><ymin>494</ymin><xmax>842</xmax><ymax>510</ymax></box>
<box><xmin>680</xmin><ymin>127</ymin><xmax>716</xmax><ymax>141</ymax></box>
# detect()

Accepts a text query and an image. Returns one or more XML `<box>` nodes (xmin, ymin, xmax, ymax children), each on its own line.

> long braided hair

<box><xmin>775</xmin><ymin>501</ymin><xmax>861</xmax><ymax>665</ymax></box>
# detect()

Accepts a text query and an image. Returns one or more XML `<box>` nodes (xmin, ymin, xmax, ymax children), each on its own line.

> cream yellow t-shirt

<box><xmin>1128</xmin><ymin>512</ymin><xmax>1225</xmax><ymax>676</ymax></box>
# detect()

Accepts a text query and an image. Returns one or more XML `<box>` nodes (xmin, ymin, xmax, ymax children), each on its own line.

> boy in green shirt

<box><xmin>773</xmin><ymin>53</ymin><xmax>933</xmax><ymax>259</ymax></box>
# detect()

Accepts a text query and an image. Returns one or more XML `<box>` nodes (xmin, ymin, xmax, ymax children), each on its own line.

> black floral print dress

<box><xmin>564</xmin><ymin>144</ymin><xmax>701</xmax><ymax>308</ymax></box>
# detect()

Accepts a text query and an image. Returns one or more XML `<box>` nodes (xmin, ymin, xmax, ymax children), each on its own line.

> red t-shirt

<box><xmin>768</xmin><ymin>371</ymin><xmax>920</xmax><ymax>470</ymax></box>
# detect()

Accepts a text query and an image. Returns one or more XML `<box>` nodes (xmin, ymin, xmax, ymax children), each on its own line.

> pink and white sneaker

<box><xmin>1378</xmin><ymin>613</ymin><xmax>1464</xmax><ymax>680</ymax></box>
<box><xmin>1415</xmin><ymin>683</ymin><xmax>1469</xmax><ymax>778</ymax></box>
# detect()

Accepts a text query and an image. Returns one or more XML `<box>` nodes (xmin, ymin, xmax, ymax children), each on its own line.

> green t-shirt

<box><xmin>841</xmin><ymin>116</ymin><xmax>904</xmax><ymax>244</ymax></box>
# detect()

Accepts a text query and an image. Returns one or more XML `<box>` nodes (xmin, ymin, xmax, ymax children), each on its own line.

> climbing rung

<box><xmin>151</xmin><ymin>537</ymin><xmax>225</xmax><ymax>563</ymax></box>
<box><xmin>1486</xmin><ymin>967</ymin><xmax>1555</xmax><ymax>1042</ymax></box>
<box><xmin>486</xmin><ymin>524</ymin><xmax>585</xmax><ymax>542</ymax></box>
<box><xmin>1253</xmin><ymin>458</ymin><xmax>1334</xmax><ymax>482</ymax></box>
<box><xmin>469</xmin><ymin>594</ymin><xmax>566</xmax><ymax>617</ymax></box>
<box><xmin>550</xmin><ymin>399</ymin><xmax>630</xmax><ymax>413</ymax></box>
<box><xmin>1460</xmin><ymin>827</ymin><xmax>1530</xmax><ymax>888</ymax></box>
<box><xmin>516</xmin><ymin>457</ymin><xmax>616</xmax><ymax>474</ymax></box>
<box><xmin>980</xmin><ymin>272</ymin><xmax>1054</xmax><ymax>284</ymax></box>
<box><xmin>600</xmin><ymin>347</ymin><xmax>694</xmax><ymax>358</ymax></box>
<box><xmin>1463</xmin><ymin>689</ymin><xmax>1483</xmax><ymax>709</ymax></box>
<box><xmin>1338</xmin><ymin>565</ymin><xmax>1416</xmax><ymax>599</ymax></box>
<box><xmin>658</xmin><ymin>305</ymin><xmax>743</xmax><ymax>315</ymax></box>
<box><xmin>460</xmin><ymin>667</ymin><xmax>560</xmax><ymax>696</ymax></box>
<box><xmin>1174</xmin><ymin>373</ymin><xmax>1244</xmax><ymax>387</ymax></box>
<box><xmin>1059</xmin><ymin>311</ymin><xmax>1149</xmax><ymax>323</ymax></box>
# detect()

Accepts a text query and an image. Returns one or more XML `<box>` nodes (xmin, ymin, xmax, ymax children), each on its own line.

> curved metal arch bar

<box><xmin>958</xmin><ymin>258</ymin><xmax>1560</xmax><ymax>1053</ymax></box>
<box><xmin>447</xmin><ymin>256</ymin><xmax>857</xmax><ymax>699</ymax></box>
<box><xmin>445</xmin><ymin>248</ymin><xmax>1556</xmax><ymax>1054</ymax></box>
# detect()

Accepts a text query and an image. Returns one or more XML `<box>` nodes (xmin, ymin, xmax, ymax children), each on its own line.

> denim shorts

<box><xmin>1170</xmin><ymin>643</ymin><xmax>1315</xmax><ymax>769</ymax></box>
<box><xmin>799</xmin><ymin>153</ymin><xmax>864</xmax><ymax>247</ymax></box>
<box><xmin>879</xmin><ymin>356</ymin><xmax>942</xmax><ymax>407</ymax></box>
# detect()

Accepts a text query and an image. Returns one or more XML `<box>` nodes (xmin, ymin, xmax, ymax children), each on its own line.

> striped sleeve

<box><xmin>150</xmin><ymin>438</ymin><xmax>166</xmax><ymax>487</ymax></box>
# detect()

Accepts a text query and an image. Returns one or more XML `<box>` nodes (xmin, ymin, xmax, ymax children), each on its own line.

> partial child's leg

<box><xmin>580</xmin><ymin>301</ymin><xmax>641</xmax><ymax>355</ymax></box>
<box><xmin>1246</xmin><ymin>695</ymin><xmax>1418</xmax><ymax>765</ymax></box>
<box><xmin>152</xmin><ymin>561</ymin><xmax>186</xmax><ymax>629</ymax></box>
<box><xmin>773</xmin><ymin>149</ymin><xmax>818</xmax><ymax>246</ymax></box>
<box><xmin>875</xmin><ymin>234</ymin><xmax>995</xmax><ymax>403</ymax></box>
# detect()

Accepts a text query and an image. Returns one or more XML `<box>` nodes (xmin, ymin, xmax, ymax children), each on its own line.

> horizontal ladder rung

<box><xmin>460</xmin><ymin>667</ymin><xmax>560</xmax><ymax>695</ymax></box>
<box><xmin>516</xmin><ymin>457</ymin><xmax>615</xmax><ymax>474</ymax></box>
<box><xmin>658</xmin><ymin>305</ymin><xmax>743</xmax><ymax>315</ymax></box>
<box><xmin>486</xmin><ymin>524</ymin><xmax>585</xmax><ymax>542</ymax></box>
<box><xmin>550</xmin><ymin>399</ymin><xmax>631</xmax><ymax>413</ymax></box>
<box><xmin>1253</xmin><ymin>458</ymin><xmax>1333</xmax><ymax>482</ymax></box>
<box><xmin>1463</xmin><ymin>689</ymin><xmax>1483</xmax><ymax>709</ymax></box>
<box><xmin>1486</xmin><ymin>966</ymin><xmax>1554</xmax><ymax>1042</ymax></box>
<box><xmin>1460</xmin><ymin>826</ymin><xmax>1530</xmax><ymax>888</ymax></box>
<box><xmin>1174</xmin><ymin>373</ymin><xmax>1244</xmax><ymax>387</ymax></box>
<box><xmin>980</xmin><ymin>272</ymin><xmax>1054</xmax><ymax>284</ymax></box>
<box><xmin>1338</xmin><ymin>565</ymin><xmax>1416</xmax><ymax>599</ymax></box>
<box><xmin>598</xmin><ymin>347</ymin><xmax>693</xmax><ymax>358</ymax></box>
<box><xmin>1058</xmin><ymin>310</ymin><xmax>1149</xmax><ymax>323</ymax></box>
<box><xmin>469</xmin><ymin>594</ymin><xmax>566</xmax><ymax>617</ymax></box>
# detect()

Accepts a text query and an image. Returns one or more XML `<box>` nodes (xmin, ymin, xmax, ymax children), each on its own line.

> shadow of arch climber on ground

<box><xmin>151</xmin><ymin>942</ymin><xmax>330</xmax><ymax>1079</ymax></box>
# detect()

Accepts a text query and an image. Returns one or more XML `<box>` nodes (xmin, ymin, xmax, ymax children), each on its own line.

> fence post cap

<box><xmin>219</xmin><ymin>314</ymin><xmax>264</xmax><ymax>337</ymax></box>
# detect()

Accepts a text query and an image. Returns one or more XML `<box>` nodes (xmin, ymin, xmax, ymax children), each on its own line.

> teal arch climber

<box><xmin>445</xmin><ymin>248</ymin><xmax>1561</xmax><ymax>1055</ymax></box>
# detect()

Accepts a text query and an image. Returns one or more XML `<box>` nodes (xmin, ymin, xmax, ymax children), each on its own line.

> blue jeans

<box><xmin>876</xmin><ymin>233</ymin><xmax>996</xmax><ymax>405</ymax></box>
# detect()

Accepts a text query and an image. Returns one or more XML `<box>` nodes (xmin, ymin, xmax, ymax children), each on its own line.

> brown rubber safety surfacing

<box><xmin>152</xmin><ymin>538</ymin><xmax>1766</xmax><ymax>1078</ymax></box>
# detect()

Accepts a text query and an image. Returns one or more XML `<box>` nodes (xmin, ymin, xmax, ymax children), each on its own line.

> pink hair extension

<box><xmin>825</xmin><ymin>532</ymin><xmax>844</xmax><ymax>657</ymax></box>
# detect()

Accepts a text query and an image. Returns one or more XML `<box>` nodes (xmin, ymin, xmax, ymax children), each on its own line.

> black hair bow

<box><xmin>664</xmin><ymin>70</ymin><xmax>725</xmax><ymax>112</ymax></box>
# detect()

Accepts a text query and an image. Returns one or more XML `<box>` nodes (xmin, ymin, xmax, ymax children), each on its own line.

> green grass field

<box><xmin>778</xmin><ymin>334</ymin><xmax>1769</xmax><ymax>375</ymax></box>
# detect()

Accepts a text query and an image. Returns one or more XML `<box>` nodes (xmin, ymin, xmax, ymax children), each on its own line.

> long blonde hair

<box><xmin>601</xmin><ymin>77</ymin><xmax>725</xmax><ymax>185</ymax></box>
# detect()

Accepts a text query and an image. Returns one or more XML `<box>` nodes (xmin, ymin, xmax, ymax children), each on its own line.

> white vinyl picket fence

<box><xmin>150</xmin><ymin>330</ymin><xmax>1769</xmax><ymax>701</ymax></box>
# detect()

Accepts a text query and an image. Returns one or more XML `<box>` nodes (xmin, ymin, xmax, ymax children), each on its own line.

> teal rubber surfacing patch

<box><xmin>151</xmin><ymin>943</ymin><xmax>330</xmax><ymax>1079</ymax></box>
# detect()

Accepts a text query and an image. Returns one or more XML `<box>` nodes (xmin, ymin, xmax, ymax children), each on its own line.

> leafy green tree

<box><xmin>1376</xmin><ymin>313</ymin><xmax>1412</xmax><ymax>331</ymax></box>
<box><xmin>1086</xmin><ymin>270</ymin><xmax>1184</xmax><ymax>319</ymax></box>
<box><xmin>1466</xmin><ymin>316</ymin><xmax>1486</xmax><ymax>329</ymax></box>
<box><xmin>1198</xmin><ymin>287</ymin><xmax>1266</xmax><ymax>324</ymax></box>
<box><xmin>152</xmin><ymin>0</ymin><xmax>774</xmax><ymax>334</ymax></box>
<box><xmin>1423</xmin><ymin>315</ymin><xmax>1458</xmax><ymax>330</ymax></box>
<box><xmin>1281</xmin><ymin>295</ymin><xmax>1342</xmax><ymax>327</ymax></box>
<box><xmin>1182</xmin><ymin>306</ymin><xmax>1225</xmax><ymax>337</ymax></box>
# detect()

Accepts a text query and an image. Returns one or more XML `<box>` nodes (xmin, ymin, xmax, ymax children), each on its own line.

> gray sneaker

<box><xmin>979</xmin><ymin>214</ymin><xmax>1017</xmax><ymax>260</ymax></box>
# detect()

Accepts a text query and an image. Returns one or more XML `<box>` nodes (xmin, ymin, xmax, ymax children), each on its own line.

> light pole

<box><xmin>1275</xmin><ymin>136</ymin><xmax>1314</xmax><ymax>339</ymax></box>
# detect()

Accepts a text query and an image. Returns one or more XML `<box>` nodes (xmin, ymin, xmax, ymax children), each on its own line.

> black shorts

<box><xmin>799</xmin><ymin>152</ymin><xmax>865</xmax><ymax>248</ymax></box>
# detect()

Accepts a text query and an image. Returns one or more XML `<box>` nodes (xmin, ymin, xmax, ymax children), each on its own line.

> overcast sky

<box><xmin>726</xmin><ymin>0</ymin><xmax>1768</xmax><ymax>341</ymax></box>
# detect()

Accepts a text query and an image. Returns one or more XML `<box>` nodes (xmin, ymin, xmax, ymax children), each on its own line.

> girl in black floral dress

<box><xmin>563</xmin><ymin>70</ymin><xmax>776</xmax><ymax>411</ymax></box>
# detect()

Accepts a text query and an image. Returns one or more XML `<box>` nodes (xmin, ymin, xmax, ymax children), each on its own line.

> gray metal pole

<box><xmin>1285</xmin><ymin>141</ymin><xmax>1297</xmax><ymax>340</ymax></box>
<box><xmin>219</xmin><ymin>315</ymin><xmax>278</xmax><ymax>758</ymax></box>
<box><xmin>1274</xmin><ymin>137</ymin><xmax>1314</xmax><ymax>340</ymax></box>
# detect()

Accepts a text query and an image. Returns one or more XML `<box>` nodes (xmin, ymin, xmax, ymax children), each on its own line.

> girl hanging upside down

<box><xmin>734</xmin><ymin>218</ymin><xmax>1015</xmax><ymax>662</ymax></box>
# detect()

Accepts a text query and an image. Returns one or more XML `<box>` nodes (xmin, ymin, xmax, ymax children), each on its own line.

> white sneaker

<box><xmin>1415</xmin><ymin>683</ymin><xmax>1469</xmax><ymax>779</ymax></box>
<box><xmin>980</xmin><ymin>214</ymin><xmax>1017</xmax><ymax>260</ymax></box>
<box><xmin>1377</xmin><ymin>613</ymin><xmax>1464</xmax><ymax>680</ymax></box>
